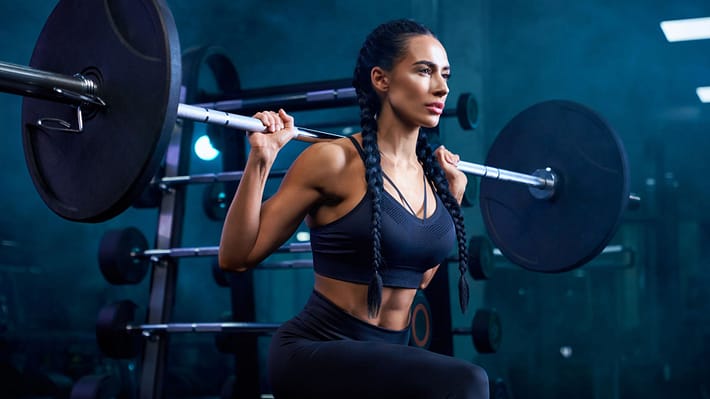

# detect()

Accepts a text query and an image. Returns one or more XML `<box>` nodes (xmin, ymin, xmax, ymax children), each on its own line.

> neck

<box><xmin>375</xmin><ymin>107</ymin><xmax>420</xmax><ymax>163</ymax></box>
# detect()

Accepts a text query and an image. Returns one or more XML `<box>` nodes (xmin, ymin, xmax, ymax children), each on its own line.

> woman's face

<box><xmin>382</xmin><ymin>35</ymin><xmax>450</xmax><ymax>128</ymax></box>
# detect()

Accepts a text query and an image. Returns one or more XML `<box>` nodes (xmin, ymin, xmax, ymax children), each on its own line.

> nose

<box><xmin>433</xmin><ymin>73</ymin><xmax>449</xmax><ymax>98</ymax></box>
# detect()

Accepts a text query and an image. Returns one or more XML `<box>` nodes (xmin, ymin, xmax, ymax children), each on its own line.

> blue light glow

<box><xmin>194</xmin><ymin>135</ymin><xmax>220</xmax><ymax>161</ymax></box>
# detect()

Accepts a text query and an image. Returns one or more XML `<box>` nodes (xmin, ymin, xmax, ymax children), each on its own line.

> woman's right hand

<box><xmin>248</xmin><ymin>109</ymin><xmax>297</xmax><ymax>160</ymax></box>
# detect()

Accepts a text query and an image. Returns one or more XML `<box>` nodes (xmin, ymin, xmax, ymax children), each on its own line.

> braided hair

<box><xmin>352</xmin><ymin>19</ymin><xmax>470</xmax><ymax>317</ymax></box>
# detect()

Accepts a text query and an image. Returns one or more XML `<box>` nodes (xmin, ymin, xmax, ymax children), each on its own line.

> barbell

<box><xmin>97</xmin><ymin>226</ymin><xmax>312</xmax><ymax>285</ymax></box>
<box><xmin>98</xmin><ymin>226</ymin><xmax>635</xmax><ymax>286</ymax></box>
<box><xmin>1</xmin><ymin>0</ymin><xmax>635</xmax><ymax>274</ymax></box>
<box><xmin>96</xmin><ymin>300</ymin><xmax>280</xmax><ymax>359</ymax></box>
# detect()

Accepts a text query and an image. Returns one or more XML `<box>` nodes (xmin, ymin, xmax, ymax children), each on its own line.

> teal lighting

<box><xmin>194</xmin><ymin>135</ymin><xmax>220</xmax><ymax>161</ymax></box>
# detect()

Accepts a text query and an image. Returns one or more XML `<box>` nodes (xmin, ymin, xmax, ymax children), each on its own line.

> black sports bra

<box><xmin>309</xmin><ymin>137</ymin><xmax>456</xmax><ymax>288</ymax></box>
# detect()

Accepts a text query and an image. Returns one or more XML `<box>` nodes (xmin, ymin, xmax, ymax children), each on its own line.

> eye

<box><xmin>442</xmin><ymin>72</ymin><xmax>451</xmax><ymax>81</ymax></box>
<box><xmin>418</xmin><ymin>67</ymin><xmax>433</xmax><ymax>75</ymax></box>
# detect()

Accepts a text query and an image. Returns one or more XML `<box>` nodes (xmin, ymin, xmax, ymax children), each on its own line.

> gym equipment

<box><xmin>466</xmin><ymin>235</ymin><xmax>635</xmax><ymax>280</ymax></box>
<box><xmin>409</xmin><ymin>292</ymin><xmax>501</xmax><ymax>354</ymax></box>
<box><xmin>96</xmin><ymin>300</ymin><xmax>279</xmax><ymax>359</ymax></box>
<box><xmin>294</xmin><ymin>91</ymin><xmax>479</xmax><ymax>131</ymax></box>
<box><xmin>410</xmin><ymin>290</ymin><xmax>433</xmax><ymax>349</ymax></box>
<box><xmin>98</xmin><ymin>226</ymin><xmax>312</xmax><ymax>285</ymax></box>
<box><xmin>0</xmin><ymin>0</ymin><xmax>636</xmax><ymax>275</ymax></box>
<box><xmin>452</xmin><ymin>308</ymin><xmax>502</xmax><ymax>354</ymax></box>
<box><xmin>479</xmin><ymin>101</ymin><xmax>630</xmax><ymax>273</ymax></box>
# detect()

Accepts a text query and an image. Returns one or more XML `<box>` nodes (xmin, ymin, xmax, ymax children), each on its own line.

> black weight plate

<box><xmin>96</xmin><ymin>300</ymin><xmax>141</xmax><ymax>359</ymax></box>
<box><xmin>468</xmin><ymin>235</ymin><xmax>494</xmax><ymax>280</ymax></box>
<box><xmin>98</xmin><ymin>227</ymin><xmax>149</xmax><ymax>285</ymax></box>
<box><xmin>479</xmin><ymin>101</ymin><xmax>629</xmax><ymax>273</ymax></box>
<box><xmin>471</xmin><ymin>308</ymin><xmax>501</xmax><ymax>354</ymax></box>
<box><xmin>456</xmin><ymin>92</ymin><xmax>479</xmax><ymax>130</ymax></box>
<box><xmin>22</xmin><ymin>0</ymin><xmax>181</xmax><ymax>222</ymax></box>
<box><xmin>133</xmin><ymin>163</ymin><xmax>165</xmax><ymax>209</ymax></box>
<box><xmin>203</xmin><ymin>181</ymin><xmax>230</xmax><ymax>221</ymax></box>
<box><xmin>409</xmin><ymin>290</ymin><xmax>432</xmax><ymax>349</ymax></box>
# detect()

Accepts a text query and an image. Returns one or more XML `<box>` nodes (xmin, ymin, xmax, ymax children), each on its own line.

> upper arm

<box><xmin>245</xmin><ymin>141</ymin><xmax>346</xmax><ymax>264</ymax></box>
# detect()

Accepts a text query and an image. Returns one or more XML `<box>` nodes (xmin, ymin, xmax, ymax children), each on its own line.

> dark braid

<box><xmin>352</xmin><ymin>19</ymin><xmax>469</xmax><ymax>316</ymax></box>
<box><xmin>416</xmin><ymin>132</ymin><xmax>470</xmax><ymax>313</ymax></box>
<box><xmin>356</xmin><ymin>80</ymin><xmax>385</xmax><ymax>317</ymax></box>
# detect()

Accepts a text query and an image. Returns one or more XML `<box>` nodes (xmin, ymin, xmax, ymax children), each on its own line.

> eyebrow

<box><xmin>412</xmin><ymin>60</ymin><xmax>450</xmax><ymax>72</ymax></box>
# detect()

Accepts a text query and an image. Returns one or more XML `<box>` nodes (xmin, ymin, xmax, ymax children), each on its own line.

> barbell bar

<box><xmin>175</xmin><ymin>103</ymin><xmax>557</xmax><ymax>191</ymax></box>
<box><xmin>5</xmin><ymin>0</ymin><xmax>635</xmax><ymax>275</ymax></box>
<box><xmin>101</xmin><ymin>223</ymin><xmax>635</xmax><ymax>286</ymax></box>
<box><xmin>98</xmin><ymin>226</ymin><xmax>313</xmax><ymax>285</ymax></box>
<box><xmin>195</xmin><ymin>90</ymin><xmax>479</xmax><ymax>132</ymax></box>
<box><xmin>1</xmin><ymin>60</ymin><xmax>553</xmax><ymax>197</ymax></box>
<box><xmin>96</xmin><ymin>300</ymin><xmax>280</xmax><ymax>359</ymax></box>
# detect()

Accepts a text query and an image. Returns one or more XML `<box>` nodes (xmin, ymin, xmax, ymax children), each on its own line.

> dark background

<box><xmin>0</xmin><ymin>0</ymin><xmax>708</xmax><ymax>397</ymax></box>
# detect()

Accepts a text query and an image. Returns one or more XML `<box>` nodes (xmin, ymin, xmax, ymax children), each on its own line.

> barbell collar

<box><xmin>125</xmin><ymin>322</ymin><xmax>280</xmax><ymax>334</ymax></box>
<box><xmin>0</xmin><ymin>61</ymin><xmax>103</xmax><ymax>106</ymax></box>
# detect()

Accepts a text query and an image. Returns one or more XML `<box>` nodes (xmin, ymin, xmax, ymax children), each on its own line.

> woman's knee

<box><xmin>453</xmin><ymin>362</ymin><xmax>489</xmax><ymax>398</ymax></box>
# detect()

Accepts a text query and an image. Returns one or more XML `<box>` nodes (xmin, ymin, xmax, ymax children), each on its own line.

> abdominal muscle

<box><xmin>313</xmin><ymin>273</ymin><xmax>417</xmax><ymax>331</ymax></box>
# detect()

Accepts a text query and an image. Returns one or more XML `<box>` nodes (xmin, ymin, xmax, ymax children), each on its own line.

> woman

<box><xmin>219</xmin><ymin>19</ymin><xmax>489</xmax><ymax>398</ymax></box>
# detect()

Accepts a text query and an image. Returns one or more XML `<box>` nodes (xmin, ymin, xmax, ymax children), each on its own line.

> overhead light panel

<box><xmin>696</xmin><ymin>87</ymin><xmax>710</xmax><ymax>103</ymax></box>
<box><xmin>660</xmin><ymin>17</ymin><xmax>710</xmax><ymax>42</ymax></box>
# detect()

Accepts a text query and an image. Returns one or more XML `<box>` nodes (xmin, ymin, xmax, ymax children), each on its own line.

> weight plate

<box><xmin>471</xmin><ymin>308</ymin><xmax>501</xmax><ymax>354</ymax></box>
<box><xmin>409</xmin><ymin>290</ymin><xmax>432</xmax><ymax>349</ymax></box>
<box><xmin>98</xmin><ymin>227</ymin><xmax>149</xmax><ymax>285</ymax></box>
<box><xmin>468</xmin><ymin>235</ymin><xmax>494</xmax><ymax>280</ymax></box>
<box><xmin>479</xmin><ymin>100</ymin><xmax>629</xmax><ymax>273</ymax></box>
<box><xmin>203</xmin><ymin>181</ymin><xmax>229</xmax><ymax>221</ymax></box>
<box><xmin>96</xmin><ymin>300</ymin><xmax>141</xmax><ymax>359</ymax></box>
<box><xmin>22</xmin><ymin>0</ymin><xmax>181</xmax><ymax>222</ymax></box>
<box><xmin>457</xmin><ymin>92</ymin><xmax>479</xmax><ymax>130</ymax></box>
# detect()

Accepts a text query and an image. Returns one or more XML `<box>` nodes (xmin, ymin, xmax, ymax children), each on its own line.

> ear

<box><xmin>370</xmin><ymin>66</ymin><xmax>389</xmax><ymax>94</ymax></box>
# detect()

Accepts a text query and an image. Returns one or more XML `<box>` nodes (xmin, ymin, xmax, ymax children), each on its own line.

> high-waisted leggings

<box><xmin>268</xmin><ymin>290</ymin><xmax>489</xmax><ymax>399</ymax></box>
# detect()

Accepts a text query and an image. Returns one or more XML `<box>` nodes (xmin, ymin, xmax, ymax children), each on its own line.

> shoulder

<box><xmin>294</xmin><ymin>135</ymin><xmax>361</xmax><ymax>173</ymax></box>
<box><xmin>286</xmin><ymin>135</ymin><xmax>363</xmax><ymax>188</ymax></box>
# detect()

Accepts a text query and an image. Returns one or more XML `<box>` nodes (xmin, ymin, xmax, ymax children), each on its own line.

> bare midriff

<box><xmin>313</xmin><ymin>273</ymin><xmax>416</xmax><ymax>331</ymax></box>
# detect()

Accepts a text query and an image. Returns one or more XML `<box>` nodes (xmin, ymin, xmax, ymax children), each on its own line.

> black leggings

<box><xmin>268</xmin><ymin>290</ymin><xmax>489</xmax><ymax>399</ymax></box>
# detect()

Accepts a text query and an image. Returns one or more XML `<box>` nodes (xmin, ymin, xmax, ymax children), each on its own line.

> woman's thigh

<box><xmin>269</xmin><ymin>338</ymin><xmax>489</xmax><ymax>399</ymax></box>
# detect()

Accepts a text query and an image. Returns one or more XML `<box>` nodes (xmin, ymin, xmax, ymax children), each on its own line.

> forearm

<box><xmin>218</xmin><ymin>150</ymin><xmax>275</xmax><ymax>270</ymax></box>
<box><xmin>448</xmin><ymin>175</ymin><xmax>467</xmax><ymax>205</ymax></box>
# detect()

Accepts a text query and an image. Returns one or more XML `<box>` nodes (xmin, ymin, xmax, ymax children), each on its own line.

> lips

<box><xmin>425</xmin><ymin>102</ymin><xmax>444</xmax><ymax>115</ymax></box>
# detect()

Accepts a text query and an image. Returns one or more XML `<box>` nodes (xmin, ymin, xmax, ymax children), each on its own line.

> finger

<box><xmin>251</xmin><ymin>112</ymin><xmax>272</xmax><ymax>133</ymax></box>
<box><xmin>266</xmin><ymin>111</ymin><xmax>280</xmax><ymax>132</ymax></box>
<box><xmin>279</xmin><ymin>109</ymin><xmax>295</xmax><ymax>129</ymax></box>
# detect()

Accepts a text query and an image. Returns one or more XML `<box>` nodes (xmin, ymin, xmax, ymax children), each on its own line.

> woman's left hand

<box><xmin>434</xmin><ymin>145</ymin><xmax>467</xmax><ymax>204</ymax></box>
